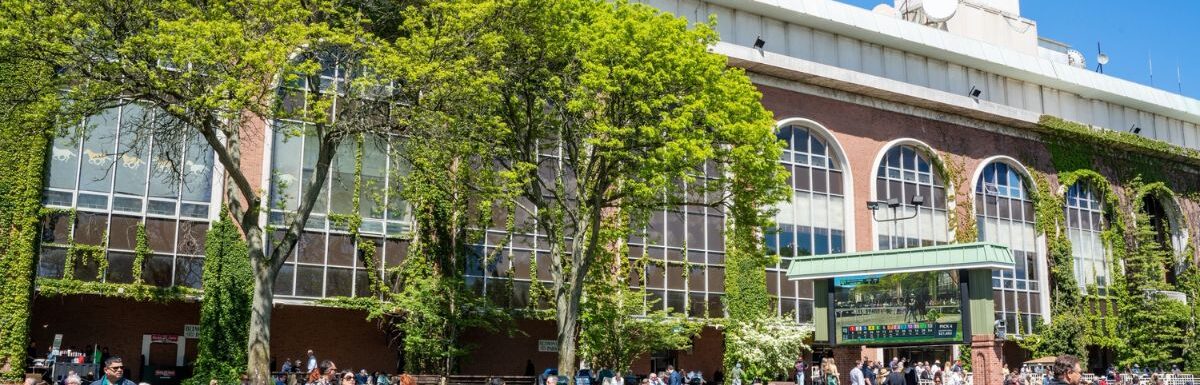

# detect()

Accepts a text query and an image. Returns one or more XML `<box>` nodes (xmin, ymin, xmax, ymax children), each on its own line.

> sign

<box><xmin>833</xmin><ymin>271</ymin><xmax>964</xmax><ymax>345</ymax></box>
<box><xmin>537</xmin><ymin>340</ymin><xmax>558</xmax><ymax>353</ymax></box>
<box><xmin>184</xmin><ymin>324</ymin><xmax>200</xmax><ymax>339</ymax></box>
<box><xmin>52</xmin><ymin>334</ymin><xmax>63</xmax><ymax>352</ymax></box>
<box><xmin>150</xmin><ymin>334</ymin><xmax>179</xmax><ymax>344</ymax></box>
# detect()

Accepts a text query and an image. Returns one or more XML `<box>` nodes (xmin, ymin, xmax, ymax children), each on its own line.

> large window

<box><xmin>763</xmin><ymin>124</ymin><xmax>848</xmax><ymax>323</ymax></box>
<box><xmin>268</xmin><ymin>61</ymin><xmax>409</xmax><ymax>299</ymax></box>
<box><xmin>40</xmin><ymin>104</ymin><xmax>217</xmax><ymax>288</ymax></box>
<box><xmin>873</xmin><ymin>145</ymin><xmax>951</xmax><ymax>249</ymax></box>
<box><xmin>974</xmin><ymin>161</ymin><xmax>1040</xmax><ymax>336</ymax></box>
<box><xmin>1065</xmin><ymin>183</ymin><xmax>1108</xmax><ymax>293</ymax></box>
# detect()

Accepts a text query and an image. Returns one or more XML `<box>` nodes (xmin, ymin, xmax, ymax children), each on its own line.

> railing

<box><xmin>1015</xmin><ymin>373</ymin><xmax>1196</xmax><ymax>385</ymax></box>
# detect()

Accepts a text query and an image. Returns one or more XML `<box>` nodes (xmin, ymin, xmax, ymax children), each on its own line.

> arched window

<box><xmin>1140</xmin><ymin>192</ymin><xmax>1186</xmax><ymax>285</ymax></box>
<box><xmin>873</xmin><ymin>144</ymin><xmax>950</xmax><ymax>249</ymax></box>
<box><xmin>764</xmin><ymin>123</ymin><xmax>848</xmax><ymax>323</ymax></box>
<box><xmin>974</xmin><ymin>161</ymin><xmax>1040</xmax><ymax>336</ymax></box>
<box><xmin>1065</xmin><ymin>183</ymin><xmax>1108</xmax><ymax>293</ymax></box>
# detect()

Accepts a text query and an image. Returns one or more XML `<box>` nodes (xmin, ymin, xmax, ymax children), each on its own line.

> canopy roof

<box><xmin>785</xmin><ymin>242</ymin><xmax>1014</xmax><ymax>280</ymax></box>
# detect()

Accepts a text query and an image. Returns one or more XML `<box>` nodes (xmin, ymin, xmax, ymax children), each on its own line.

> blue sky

<box><xmin>838</xmin><ymin>0</ymin><xmax>1200</xmax><ymax>99</ymax></box>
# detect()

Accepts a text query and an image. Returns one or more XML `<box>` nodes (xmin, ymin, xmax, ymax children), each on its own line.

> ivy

<box><xmin>133</xmin><ymin>223</ymin><xmax>150</xmax><ymax>284</ymax></box>
<box><xmin>186</xmin><ymin>215</ymin><xmax>253</xmax><ymax>385</ymax></box>
<box><xmin>36</xmin><ymin>278</ymin><xmax>199</xmax><ymax>303</ymax></box>
<box><xmin>0</xmin><ymin>57</ymin><xmax>56</xmax><ymax>379</ymax></box>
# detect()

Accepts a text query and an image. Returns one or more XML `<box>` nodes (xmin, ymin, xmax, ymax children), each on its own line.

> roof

<box><xmin>785</xmin><ymin>242</ymin><xmax>1014</xmax><ymax>280</ymax></box>
<box><xmin>701</xmin><ymin>0</ymin><xmax>1200</xmax><ymax>125</ymax></box>
<box><xmin>1025</xmin><ymin>356</ymin><xmax>1058</xmax><ymax>365</ymax></box>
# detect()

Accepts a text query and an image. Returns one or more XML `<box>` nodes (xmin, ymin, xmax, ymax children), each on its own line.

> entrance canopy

<box><xmin>785</xmin><ymin>242</ymin><xmax>1013</xmax><ymax>280</ymax></box>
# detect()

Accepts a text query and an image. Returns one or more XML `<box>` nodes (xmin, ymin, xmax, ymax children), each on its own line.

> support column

<box><xmin>970</xmin><ymin>336</ymin><xmax>1004</xmax><ymax>385</ymax></box>
<box><xmin>831</xmin><ymin>346</ymin><xmax>864</xmax><ymax>385</ymax></box>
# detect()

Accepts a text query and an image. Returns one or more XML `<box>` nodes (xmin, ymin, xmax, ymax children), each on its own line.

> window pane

<box><xmin>175</xmin><ymin>256</ymin><xmax>204</xmax><ymax>289</ymax></box>
<box><xmin>114</xmin><ymin>104</ymin><xmax>150</xmax><ymax>196</ymax></box>
<box><xmin>38</xmin><ymin>247</ymin><xmax>68</xmax><ymax>279</ymax></box>
<box><xmin>144</xmin><ymin>255</ymin><xmax>174</xmax><ymax>287</ymax></box>
<box><xmin>271</xmin><ymin>122</ymin><xmax>303</xmax><ymax>210</ymax></box>
<box><xmin>79</xmin><ymin>107</ymin><xmax>119</xmax><ymax>193</ymax></box>
<box><xmin>180</xmin><ymin>134</ymin><xmax>213</xmax><ymax>202</ymax></box>
<box><xmin>360</xmin><ymin>137</ymin><xmax>387</xmax><ymax>220</ymax></box>
<box><xmin>275</xmin><ymin>264</ymin><xmax>295</xmax><ymax>296</ymax></box>
<box><xmin>47</xmin><ymin>127</ymin><xmax>80</xmax><ymax>190</ymax></box>
<box><xmin>325</xmin><ymin>267</ymin><xmax>352</xmax><ymax>297</ymax></box>
<box><xmin>329</xmin><ymin>140</ymin><xmax>356</xmax><ymax>214</ymax></box>
<box><xmin>106</xmin><ymin>250</ymin><xmax>136</xmax><ymax>283</ymax></box>
<box><xmin>296</xmin><ymin>265</ymin><xmax>324</xmax><ymax>297</ymax></box>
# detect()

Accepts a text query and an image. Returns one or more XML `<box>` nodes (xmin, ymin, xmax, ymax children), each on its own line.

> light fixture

<box><xmin>866</xmin><ymin>195</ymin><xmax>926</xmax><ymax>222</ymax></box>
<box><xmin>1129</xmin><ymin>124</ymin><xmax>1141</xmax><ymax>134</ymax></box>
<box><xmin>753</xmin><ymin>36</ymin><xmax>765</xmax><ymax>49</ymax></box>
<box><xmin>968</xmin><ymin>85</ymin><xmax>982</xmax><ymax>98</ymax></box>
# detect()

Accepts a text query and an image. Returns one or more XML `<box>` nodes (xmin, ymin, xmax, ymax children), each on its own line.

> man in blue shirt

<box><xmin>668</xmin><ymin>366</ymin><xmax>682</xmax><ymax>385</ymax></box>
<box><xmin>90</xmin><ymin>357</ymin><xmax>135</xmax><ymax>385</ymax></box>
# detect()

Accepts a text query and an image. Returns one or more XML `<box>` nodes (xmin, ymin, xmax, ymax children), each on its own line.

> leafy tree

<box><xmin>723</xmin><ymin>317</ymin><xmax>812</xmax><ymax>382</ymax></box>
<box><xmin>464</xmin><ymin>0</ymin><xmax>788</xmax><ymax>378</ymax></box>
<box><xmin>187</xmin><ymin>215</ymin><xmax>253</xmax><ymax>385</ymax></box>
<box><xmin>1116</xmin><ymin>189</ymin><xmax>1186</xmax><ymax>368</ymax></box>
<box><xmin>6</xmin><ymin>1</ymin><xmax>408</xmax><ymax>381</ymax></box>
<box><xmin>578</xmin><ymin>211</ymin><xmax>702</xmax><ymax>373</ymax></box>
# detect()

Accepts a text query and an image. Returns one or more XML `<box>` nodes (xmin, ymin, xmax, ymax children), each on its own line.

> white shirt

<box><xmin>850</xmin><ymin>367</ymin><xmax>864</xmax><ymax>385</ymax></box>
<box><xmin>307</xmin><ymin>356</ymin><xmax>317</xmax><ymax>371</ymax></box>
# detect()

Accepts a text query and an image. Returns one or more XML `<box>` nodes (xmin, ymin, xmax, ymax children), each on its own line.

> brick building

<box><xmin>29</xmin><ymin>0</ymin><xmax>1200</xmax><ymax>384</ymax></box>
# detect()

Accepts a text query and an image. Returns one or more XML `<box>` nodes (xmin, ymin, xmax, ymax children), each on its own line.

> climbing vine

<box><xmin>0</xmin><ymin>58</ymin><xmax>56</xmax><ymax>379</ymax></box>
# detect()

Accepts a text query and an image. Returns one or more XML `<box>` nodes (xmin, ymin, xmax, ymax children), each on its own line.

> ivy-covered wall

<box><xmin>0</xmin><ymin>59</ymin><xmax>56</xmax><ymax>379</ymax></box>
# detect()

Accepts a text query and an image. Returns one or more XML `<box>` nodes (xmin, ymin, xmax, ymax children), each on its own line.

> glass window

<box><xmin>975</xmin><ymin>161</ymin><xmax>1040</xmax><ymax>336</ymax></box>
<box><xmin>874</xmin><ymin>145</ymin><xmax>950</xmax><ymax>249</ymax></box>
<box><xmin>79</xmin><ymin>108</ymin><xmax>119</xmax><ymax>193</ymax></box>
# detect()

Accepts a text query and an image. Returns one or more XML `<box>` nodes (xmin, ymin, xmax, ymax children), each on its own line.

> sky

<box><xmin>837</xmin><ymin>0</ymin><xmax>1200</xmax><ymax>100</ymax></box>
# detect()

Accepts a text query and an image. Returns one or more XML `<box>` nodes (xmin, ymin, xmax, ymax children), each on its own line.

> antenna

<box><xmin>1149</xmin><ymin>51</ymin><xmax>1155</xmax><ymax>87</ymax></box>
<box><xmin>921</xmin><ymin>0</ymin><xmax>959</xmax><ymax>23</ymax></box>
<box><xmin>1096</xmin><ymin>42</ymin><xmax>1109</xmax><ymax>74</ymax></box>
<box><xmin>1178</xmin><ymin>63</ymin><xmax>1184</xmax><ymax>94</ymax></box>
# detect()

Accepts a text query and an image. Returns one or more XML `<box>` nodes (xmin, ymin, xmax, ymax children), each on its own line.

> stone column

<box><xmin>970</xmin><ymin>336</ymin><xmax>1004</xmax><ymax>385</ymax></box>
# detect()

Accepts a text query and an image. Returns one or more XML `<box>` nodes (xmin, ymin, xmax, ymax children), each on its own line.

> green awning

<box><xmin>785</xmin><ymin>242</ymin><xmax>1014</xmax><ymax>280</ymax></box>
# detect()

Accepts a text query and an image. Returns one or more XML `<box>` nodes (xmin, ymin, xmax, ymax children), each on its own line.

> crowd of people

<box><xmin>272</xmin><ymin>350</ymin><xmax>413</xmax><ymax>385</ymax></box>
<box><xmin>817</xmin><ymin>356</ymin><xmax>969</xmax><ymax>385</ymax></box>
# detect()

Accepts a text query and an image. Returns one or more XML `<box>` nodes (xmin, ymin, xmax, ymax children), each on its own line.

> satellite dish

<box><xmin>872</xmin><ymin>4</ymin><xmax>899</xmax><ymax>18</ymax></box>
<box><xmin>921</xmin><ymin>0</ymin><xmax>959</xmax><ymax>22</ymax></box>
<box><xmin>1067</xmin><ymin>49</ymin><xmax>1086</xmax><ymax>68</ymax></box>
<box><xmin>1097</xmin><ymin>53</ymin><xmax>1110</xmax><ymax>65</ymax></box>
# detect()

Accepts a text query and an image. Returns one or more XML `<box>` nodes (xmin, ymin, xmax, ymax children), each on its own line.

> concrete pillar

<box><xmin>969</xmin><ymin>335</ymin><xmax>1004</xmax><ymax>385</ymax></box>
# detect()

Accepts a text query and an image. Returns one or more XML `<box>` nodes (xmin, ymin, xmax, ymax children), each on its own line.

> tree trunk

<box><xmin>556</xmin><ymin>286</ymin><xmax>579</xmax><ymax>384</ymax></box>
<box><xmin>246</xmin><ymin>227</ymin><xmax>274</xmax><ymax>385</ymax></box>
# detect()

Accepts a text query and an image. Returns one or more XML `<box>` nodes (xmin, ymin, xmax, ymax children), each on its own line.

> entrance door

<box><xmin>140</xmin><ymin>335</ymin><xmax>190</xmax><ymax>385</ymax></box>
<box><xmin>881</xmin><ymin>346</ymin><xmax>953</xmax><ymax>365</ymax></box>
<box><xmin>649</xmin><ymin>350</ymin><xmax>677</xmax><ymax>374</ymax></box>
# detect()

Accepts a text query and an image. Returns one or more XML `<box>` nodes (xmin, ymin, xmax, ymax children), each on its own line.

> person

<box><xmin>306</xmin><ymin>368</ymin><xmax>323</xmax><ymax>385</ymax></box>
<box><xmin>283</xmin><ymin>359</ymin><xmax>294</xmax><ymax>373</ymax></box>
<box><xmin>307</xmin><ymin>350</ymin><xmax>318</xmax><ymax>373</ymax></box>
<box><xmin>668</xmin><ymin>366</ymin><xmax>682</xmax><ymax>385</ymax></box>
<box><xmin>730</xmin><ymin>364</ymin><xmax>744</xmax><ymax>385</ymax></box>
<box><xmin>849</xmin><ymin>360</ymin><xmax>865</xmax><ymax>385</ymax></box>
<box><xmin>295</xmin><ymin>360</ymin><xmax>304</xmax><ymax>374</ymax></box>
<box><xmin>823</xmin><ymin>359</ymin><xmax>839</xmax><ymax>385</ymax></box>
<box><xmin>66</xmin><ymin>375</ymin><xmax>82</xmax><ymax>385</ymax></box>
<box><xmin>357</xmin><ymin>370</ymin><xmax>369</xmax><ymax>385</ymax></box>
<box><xmin>863</xmin><ymin>360</ymin><xmax>876</xmax><ymax>385</ymax></box>
<box><xmin>91</xmin><ymin>357</ymin><xmax>135</xmax><ymax>385</ymax></box>
<box><xmin>242</xmin><ymin>373</ymin><xmax>252</xmax><ymax>385</ymax></box>
<box><xmin>884</xmin><ymin>364</ymin><xmax>904</xmax><ymax>385</ymax></box>
<box><xmin>377</xmin><ymin>372</ymin><xmax>390</xmax><ymax>385</ymax></box>
<box><xmin>1048</xmin><ymin>355</ymin><xmax>1081</xmax><ymax>385</ymax></box>
<box><xmin>795</xmin><ymin>360</ymin><xmax>806</xmax><ymax>385</ymax></box>
<box><xmin>340</xmin><ymin>372</ymin><xmax>358</xmax><ymax>385</ymax></box>
<box><xmin>547</xmin><ymin>376</ymin><xmax>559</xmax><ymax>385</ymax></box>
<box><xmin>648</xmin><ymin>373</ymin><xmax>664</xmax><ymax>385</ymax></box>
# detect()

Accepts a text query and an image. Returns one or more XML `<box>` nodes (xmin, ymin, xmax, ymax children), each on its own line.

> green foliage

<box><xmin>385</xmin><ymin>0</ymin><xmax>788</xmax><ymax>377</ymax></box>
<box><xmin>0</xmin><ymin>56</ymin><xmax>56</xmax><ymax>378</ymax></box>
<box><xmin>133</xmin><ymin>223</ymin><xmax>150</xmax><ymax>284</ymax></box>
<box><xmin>36</xmin><ymin>278</ymin><xmax>199</xmax><ymax>302</ymax></box>
<box><xmin>186</xmin><ymin>216</ymin><xmax>253</xmax><ymax>385</ymax></box>
<box><xmin>579</xmin><ymin>211</ymin><xmax>702</xmax><ymax>373</ymax></box>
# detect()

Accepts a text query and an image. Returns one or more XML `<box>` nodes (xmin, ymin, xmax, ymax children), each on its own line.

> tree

<box><xmin>187</xmin><ymin>215</ymin><xmax>253</xmax><ymax>385</ymax></box>
<box><xmin>578</xmin><ymin>212</ymin><xmax>702</xmax><ymax>373</ymax></box>
<box><xmin>7</xmin><ymin>1</ymin><xmax>403</xmax><ymax>382</ymax></box>
<box><xmin>1116</xmin><ymin>188</ymin><xmax>1186</xmax><ymax>368</ymax></box>
<box><xmin>469</xmin><ymin>0</ymin><xmax>788</xmax><ymax>378</ymax></box>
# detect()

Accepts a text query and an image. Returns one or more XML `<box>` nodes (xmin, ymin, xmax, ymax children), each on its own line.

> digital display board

<box><xmin>833</xmin><ymin>271</ymin><xmax>963</xmax><ymax>345</ymax></box>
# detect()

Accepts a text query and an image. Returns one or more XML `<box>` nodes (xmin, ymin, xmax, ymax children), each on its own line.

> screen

<box><xmin>833</xmin><ymin>271</ymin><xmax>963</xmax><ymax>345</ymax></box>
